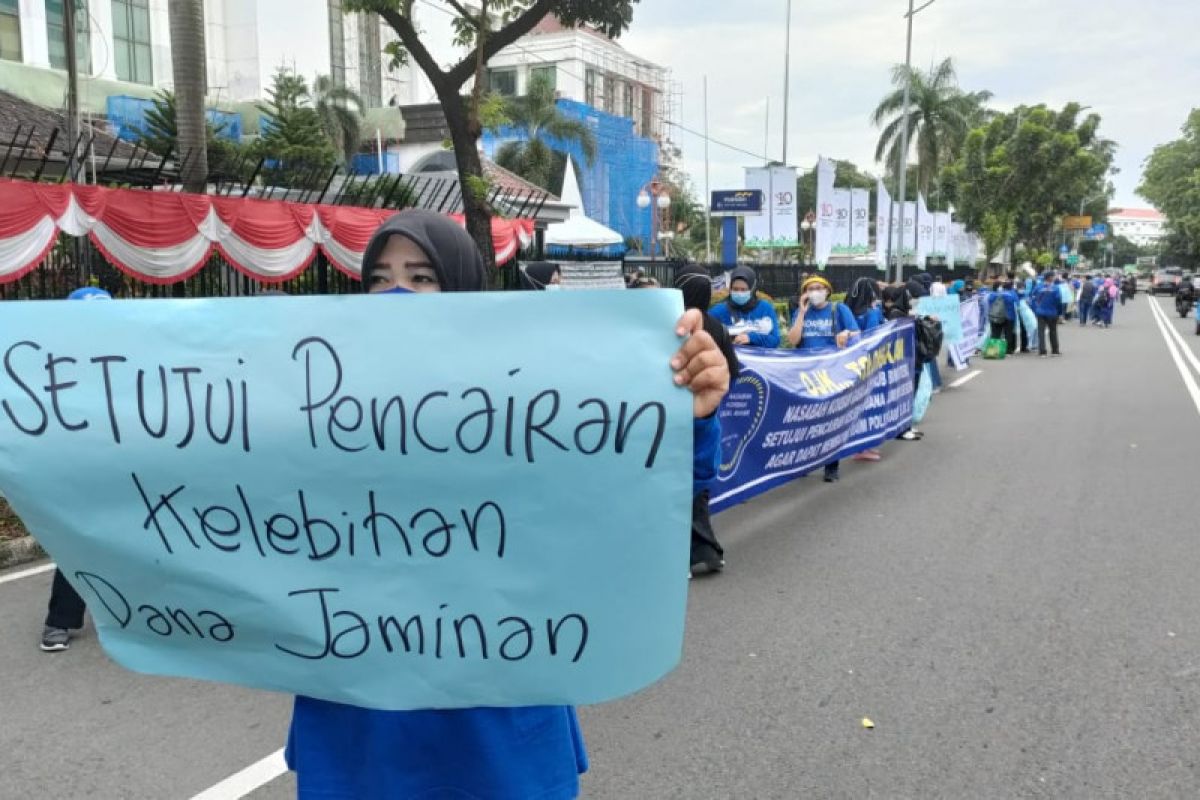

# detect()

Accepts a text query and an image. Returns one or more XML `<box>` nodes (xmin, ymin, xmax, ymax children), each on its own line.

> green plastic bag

<box><xmin>983</xmin><ymin>337</ymin><xmax>1007</xmax><ymax>360</ymax></box>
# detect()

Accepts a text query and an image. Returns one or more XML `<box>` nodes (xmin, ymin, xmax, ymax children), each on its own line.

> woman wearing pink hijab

<box><xmin>1096</xmin><ymin>277</ymin><xmax>1119</xmax><ymax>327</ymax></box>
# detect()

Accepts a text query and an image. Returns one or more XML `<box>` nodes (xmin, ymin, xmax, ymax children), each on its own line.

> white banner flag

<box><xmin>875</xmin><ymin>180</ymin><xmax>892</xmax><ymax>272</ymax></box>
<box><xmin>932</xmin><ymin>212</ymin><xmax>951</xmax><ymax>259</ymax></box>
<box><xmin>916</xmin><ymin>194</ymin><xmax>933</xmax><ymax>269</ymax></box>
<box><xmin>851</xmin><ymin>188</ymin><xmax>870</xmax><ymax>254</ymax></box>
<box><xmin>950</xmin><ymin>222</ymin><xmax>969</xmax><ymax>266</ymax></box>
<box><xmin>744</xmin><ymin>166</ymin><xmax>799</xmax><ymax>249</ymax></box>
<box><xmin>831</xmin><ymin>188</ymin><xmax>852</xmax><ymax>255</ymax></box>
<box><xmin>901</xmin><ymin>201</ymin><xmax>917</xmax><ymax>260</ymax></box>
<box><xmin>814</xmin><ymin>157</ymin><xmax>836</xmax><ymax>265</ymax></box>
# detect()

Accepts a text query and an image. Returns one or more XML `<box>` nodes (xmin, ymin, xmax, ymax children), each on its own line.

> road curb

<box><xmin>0</xmin><ymin>536</ymin><xmax>46</xmax><ymax>571</ymax></box>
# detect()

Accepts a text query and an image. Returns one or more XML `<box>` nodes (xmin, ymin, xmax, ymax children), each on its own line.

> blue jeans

<box><xmin>1078</xmin><ymin>304</ymin><xmax>1090</xmax><ymax>326</ymax></box>
<box><xmin>928</xmin><ymin>359</ymin><xmax>943</xmax><ymax>389</ymax></box>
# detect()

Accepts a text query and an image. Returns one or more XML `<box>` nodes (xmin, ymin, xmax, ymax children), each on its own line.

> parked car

<box><xmin>1152</xmin><ymin>267</ymin><xmax>1184</xmax><ymax>295</ymax></box>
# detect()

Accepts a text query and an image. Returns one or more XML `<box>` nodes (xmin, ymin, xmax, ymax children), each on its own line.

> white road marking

<box><xmin>949</xmin><ymin>370</ymin><xmax>982</xmax><ymax>389</ymax></box>
<box><xmin>1148</xmin><ymin>298</ymin><xmax>1200</xmax><ymax>419</ymax></box>
<box><xmin>0</xmin><ymin>562</ymin><xmax>55</xmax><ymax>586</ymax></box>
<box><xmin>1151</xmin><ymin>298</ymin><xmax>1200</xmax><ymax>378</ymax></box>
<box><xmin>190</xmin><ymin>748</ymin><xmax>288</xmax><ymax>800</ymax></box>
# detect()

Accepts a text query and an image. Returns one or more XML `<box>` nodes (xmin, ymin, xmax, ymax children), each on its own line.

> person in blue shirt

<box><xmin>1032</xmin><ymin>274</ymin><xmax>1065</xmax><ymax>357</ymax></box>
<box><xmin>845</xmin><ymin>277</ymin><xmax>885</xmax><ymax>332</ymax></box>
<box><xmin>1000</xmin><ymin>281</ymin><xmax>1020</xmax><ymax>353</ymax></box>
<box><xmin>285</xmin><ymin>211</ymin><xmax>732</xmax><ymax>800</ymax></box>
<box><xmin>787</xmin><ymin>275</ymin><xmax>861</xmax><ymax>482</ymax></box>
<box><xmin>709</xmin><ymin>265</ymin><xmax>781</xmax><ymax>348</ymax></box>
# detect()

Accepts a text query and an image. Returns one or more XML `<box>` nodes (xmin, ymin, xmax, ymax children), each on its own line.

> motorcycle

<box><xmin>1178</xmin><ymin>284</ymin><xmax>1197</xmax><ymax>318</ymax></box>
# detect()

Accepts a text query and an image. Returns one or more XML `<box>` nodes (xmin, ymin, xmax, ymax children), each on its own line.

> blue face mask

<box><xmin>381</xmin><ymin>286</ymin><xmax>414</xmax><ymax>295</ymax></box>
<box><xmin>731</xmin><ymin>290</ymin><xmax>753</xmax><ymax>306</ymax></box>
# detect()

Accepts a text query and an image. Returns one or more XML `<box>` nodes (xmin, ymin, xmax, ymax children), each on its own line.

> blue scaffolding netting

<box><xmin>482</xmin><ymin>99</ymin><xmax>659</xmax><ymax>247</ymax></box>
<box><xmin>106</xmin><ymin>95</ymin><xmax>243</xmax><ymax>144</ymax></box>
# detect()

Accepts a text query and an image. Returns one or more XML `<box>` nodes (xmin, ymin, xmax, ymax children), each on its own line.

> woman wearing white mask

<box><xmin>787</xmin><ymin>275</ymin><xmax>860</xmax><ymax>482</ymax></box>
<box><xmin>708</xmin><ymin>266</ymin><xmax>781</xmax><ymax>348</ymax></box>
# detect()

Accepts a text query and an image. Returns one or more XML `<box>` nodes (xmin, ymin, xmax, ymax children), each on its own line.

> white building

<box><xmin>1108</xmin><ymin>207</ymin><xmax>1168</xmax><ymax>247</ymax></box>
<box><xmin>0</xmin><ymin>0</ymin><xmax>413</xmax><ymax>110</ymax></box>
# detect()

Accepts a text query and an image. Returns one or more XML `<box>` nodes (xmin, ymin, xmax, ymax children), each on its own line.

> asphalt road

<box><xmin>2</xmin><ymin>294</ymin><xmax>1199</xmax><ymax>800</ymax></box>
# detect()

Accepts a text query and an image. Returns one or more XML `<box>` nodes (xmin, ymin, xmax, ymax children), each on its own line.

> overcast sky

<box><xmin>621</xmin><ymin>0</ymin><xmax>1199</xmax><ymax>210</ymax></box>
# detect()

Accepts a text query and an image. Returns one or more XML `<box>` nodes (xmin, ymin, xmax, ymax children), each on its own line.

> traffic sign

<box><xmin>1067</xmin><ymin>254</ymin><xmax>1080</xmax><ymax>266</ymax></box>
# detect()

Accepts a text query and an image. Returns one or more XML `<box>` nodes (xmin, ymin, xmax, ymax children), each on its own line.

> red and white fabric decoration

<box><xmin>0</xmin><ymin>179</ymin><xmax>535</xmax><ymax>285</ymax></box>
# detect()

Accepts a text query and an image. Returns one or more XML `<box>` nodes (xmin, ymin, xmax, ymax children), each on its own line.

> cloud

<box><xmin>622</xmin><ymin>0</ymin><xmax>1200</xmax><ymax>208</ymax></box>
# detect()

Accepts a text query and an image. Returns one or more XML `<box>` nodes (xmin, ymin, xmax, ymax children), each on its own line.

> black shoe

<box><xmin>689</xmin><ymin>545</ymin><xmax>725</xmax><ymax>577</ymax></box>
<box><xmin>40</xmin><ymin>626</ymin><xmax>71</xmax><ymax>652</ymax></box>
<box><xmin>823</xmin><ymin>469</ymin><xmax>840</xmax><ymax>483</ymax></box>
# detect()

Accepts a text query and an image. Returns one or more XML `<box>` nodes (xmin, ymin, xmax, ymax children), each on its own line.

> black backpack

<box><xmin>916</xmin><ymin>317</ymin><xmax>944</xmax><ymax>363</ymax></box>
<box><xmin>988</xmin><ymin>295</ymin><xmax>1009</xmax><ymax>325</ymax></box>
<box><xmin>1095</xmin><ymin>289</ymin><xmax>1110</xmax><ymax>309</ymax></box>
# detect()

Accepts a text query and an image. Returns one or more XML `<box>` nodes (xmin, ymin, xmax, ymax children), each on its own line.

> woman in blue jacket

<box><xmin>285</xmin><ymin>210</ymin><xmax>731</xmax><ymax>800</ymax></box>
<box><xmin>709</xmin><ymin>266</ymin><xmax>781</xmax><ymax>348</ymax></box>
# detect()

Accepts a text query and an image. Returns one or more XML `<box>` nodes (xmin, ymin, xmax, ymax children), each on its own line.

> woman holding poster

<box><xmin>709</xmin><ymin>266</ymin><xmax>781</xmax><ymax>348</ymax></box>
<box><xmin>285</xmin><ymin>210</ymin><xmax>730</xmax><ymax>799</ymax></box>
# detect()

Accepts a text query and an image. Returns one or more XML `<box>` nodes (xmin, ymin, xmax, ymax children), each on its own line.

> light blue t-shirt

<box><xmin>790</xmin><ymin>302</ymin><xmax>861</xmax><ymax>351</ymax></box>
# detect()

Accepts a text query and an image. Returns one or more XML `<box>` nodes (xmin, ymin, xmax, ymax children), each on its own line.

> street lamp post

<box><xmin>637</xmin><ymin>180</ymin><xmax>672</xmax><ymax>262</ymax></box>
<box><xmin>891</xmin><ymin>0</ymin><xmax>938</xmax><ymax>285</ymax></box>
<box><xmin>801</xmin><ymin>211</ymin><xmax>816</xmax><ymax>266</ymax></box>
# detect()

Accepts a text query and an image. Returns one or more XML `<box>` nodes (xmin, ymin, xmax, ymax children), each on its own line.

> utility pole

<box><xmin>782</xmin><ymin>0</ymin><xmax>792</xmax><ymax>165</ymax></box>
<box><xmin>64</xmin><ymin>0</ymin><xmax>81</xmax><ymax>183</ymax></box>
<box><xmin>704</xmin><ymin>75</ymin><xmax>712</xmax><ymax>263</ymax></box>
<box><xmin>892</xmin><ymin>0</ymin><xmax>917</xmax><ymax>284</ymax></box>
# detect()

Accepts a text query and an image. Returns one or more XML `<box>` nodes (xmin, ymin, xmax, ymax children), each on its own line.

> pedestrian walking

<box><xmin>1078</xmin><ymin>276</ymin><xmax>1097</xmax><ymax>326</ymax></box>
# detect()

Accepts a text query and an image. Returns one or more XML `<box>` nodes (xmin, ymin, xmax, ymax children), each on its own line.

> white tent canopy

<box><xmin>544</xmin><ymin>156</ymin><xmax>624</xmax><ymax>249</ymax></box>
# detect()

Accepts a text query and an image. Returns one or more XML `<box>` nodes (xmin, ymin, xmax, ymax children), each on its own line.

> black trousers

<box><xmin>690</xmin><ymin>490</ymin><xmax>723</xmax><ymax>561</ymax></box>
<box><xmin>990</xmin><ymin>320</ymin><xmax>1015</xmax><ymax>353</ymax></box>
<box><xmin>45</xmin><ymin>569</ymin><xmax>86</xmax><ymax>630</ymax></box>
<box><xmin>1037</xmin><ymin>315</ymin><xmax>1060</xmax><ymax>355</ymax></box>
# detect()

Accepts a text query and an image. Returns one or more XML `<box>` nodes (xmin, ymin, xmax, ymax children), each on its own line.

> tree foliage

<box><xmin>251</xmin><ymin>71</ymin><xmax>340</xmax><ymax>187</ymax></box>
<box><xmin>872</xmin><ymin>58</ymin><xmax>992</xmax><ymax>198</ymax></box>
<box><xmin>312</xmin><ymin>75</ymin><xmax>365</xmax><ymax>166</ymax></box>
<box><xmin>943</xmin><ymin>102</ymin><xmax>1115</xmax><ymax>256</ymax></box>
<box><xmin>345</xmin><ymin>0</ymin><xmax>640</xmax><ymax>270</ymax></box>
<box><xmin>492</xmin><ymin>73</ymin><xmax>596</xmax><ymax>192</ymax></box>
<box><xmin>1138</xmin><ymin>109</ymin><xmax>1200</xmax><ymax>263</ymax></box>
<box><xmin>137</xmin><ymin>90</ymin><xmax>241</xmax><ymax>172</ymax></box>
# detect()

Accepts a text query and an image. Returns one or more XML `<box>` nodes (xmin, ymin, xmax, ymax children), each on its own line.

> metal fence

<box><xmin>0</xmin><ymin>236</ymin><xmax>362</xmax><ymax>301</ymax></box>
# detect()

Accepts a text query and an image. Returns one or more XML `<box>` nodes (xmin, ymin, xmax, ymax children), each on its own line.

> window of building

<box><xmin>622</xmin><ymin>81</ymin><xmax>634</xmax><ymax>120</ymax></box>
<box><xmin>357</xmin><ymin>13</ymin><xmax>382</xmax><ymax>107</ymax></box>
<box><xmin>47</xmin><ymin>0</ymin><xmax>92</xmax><ymax>74</ymax></box>
<box><xmin>112</xmin><ymin>0</ymin><xmax>152</xmax><ymax>84</ymax></box>
<box><xmin>328</xmin><ymin>0</ymin><xmax>345</xmax><ymax>88</ymax></box>
<box><xmin>603</xmin><ymin>75</ymin><xmax>615</xmax><ymax>113</ymax></box>
<box><xmin>0</xmin><ymin>0</ymin><xmax>20</xmax><ymax>62</ymax></box>
<box><xmin>584</xmin><ymin>68</ymin><xmax>596</xmax><ymax>107</ymax></box>
<box><xmin>530</xmin><ymin>65</ymin><xmax>556</xmax><ymax>92</ymax></box>
<box><xmin>487</xmin><ymin>68</ymin><xmax>517</xmax><ymax>97</ymax></box>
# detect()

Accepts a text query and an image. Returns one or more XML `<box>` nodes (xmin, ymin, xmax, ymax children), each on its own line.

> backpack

<box><xmin>988</xmin><ymin>295</ymin><xmax>1009</xmax><ymax>325</ymax></box>
<box><xmin>1094</xmin><ymin>289</ymin><xmax>1110</xmax><ymax>309</ymax></box>
<box><xmin>916</xmin><ymin>317</ymin><xmax>944</xmax><ymax>363</ymax></box>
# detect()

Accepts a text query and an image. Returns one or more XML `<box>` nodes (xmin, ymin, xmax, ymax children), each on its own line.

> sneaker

<box><xmin>40</xmin><ymin>626</ymin><xmax>70</xmax><ymax>652</ymax></box>
<box><xmin>1040</xmin><ymin>354</ymin><xmax>1048</xmax><ymax>359</ymax></box>
<box><xmin>1051</xmin><ymin>353</ymin><xmax>1062</xmax><ymax>358</ymax></box>
<box><xmin>823</xmin><ymin>468</ymin><xmax>840</xmax><ymax>483</ymax></box>
<box><xmin>900</xmin><ymin>430</ymin><xmax>922</xmax><ymax>441</ymax></box>
<box><xmin>689</xmin><ymin>545</ymin><xmax>725</xmax><ymax>577</ymax></box>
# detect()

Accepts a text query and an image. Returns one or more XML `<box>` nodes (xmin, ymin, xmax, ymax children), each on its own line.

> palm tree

<box><xmin>872</xmin><ymin>58</ymin><xmax>992</xmax><ymax>198</ymax></box>
<box><xmin>312</xmin><ymin>75</ymin><xmax>364</xmax><ymax>166</ymax></box>
<box><xmin>494</xmin><ymin>73</ymin><xmax>597</xmax><ymax>192</ymax></box>
<box><xmin>167</xmin><ymin>0</ymin><xmax>208</xmax><ymax>193</ymax></box>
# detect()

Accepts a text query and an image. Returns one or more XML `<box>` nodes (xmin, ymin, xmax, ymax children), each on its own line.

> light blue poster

<box><xmin>0</xmin><ymin>292</ymin><xmax>692</xmax><ymax>711</ymax></box>
<box><xmin>916</xmin><ymin>295</ymin><xmax>965</xmax><ymax>344</ymax></box>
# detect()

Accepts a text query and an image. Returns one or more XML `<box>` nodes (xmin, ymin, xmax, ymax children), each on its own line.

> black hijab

<box><xmin>361</xmin><ymin>210</ymin><xmax>486</xmax><ymax>292</ymax></box>
<box><xmin>675</xmin><ymin>265</ymin><xmax>739</xmax><ymax>382</ymax></box>
<box><xmin>882</xmin><ymin>285</ymin><xmax>911</xmax><ymax>320</ymax></box>
<box><xmin>520</xmin><ymin>261</ymin><xmax>560</xmax><ymax>291</ymax></box>
<box><xmin>846</xmin><ymin>277</ymin><xmax>879</xmax><ymax>318</ymax></box>
<box><xmin>725</xmin><ymin>265</ymin><xmax>761</xmax><ymax>314</ymax></box>
<box><xmin>906</xmin><ymin>273</ymin><xmax>932</xmax><ymax>299</ymax></box>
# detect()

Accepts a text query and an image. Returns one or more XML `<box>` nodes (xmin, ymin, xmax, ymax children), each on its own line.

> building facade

<box><xmin>0</xmin><ymin>0</ymin><xmax>411</xmax><ymax>110</ymax></box>
<box><xmin>1108</xmin><ymin>207</ymin><xmax>1168</xmax><ymax>247</ymax></box>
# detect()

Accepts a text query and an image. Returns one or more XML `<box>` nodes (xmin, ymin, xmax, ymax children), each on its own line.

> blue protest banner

<box><xmin>916</xmin><ymin>295</ymin><xmax>964</xmax><ymax>343</ymax></box>
<box><xmin>0</xmin><ymin>292</ymin><xmax>692</xmax><ymax>710</ymax></box>
<box><xmin>711</xmin><ymin>321</ymin><xmax>916</xmax><ymax>513</ymax></box>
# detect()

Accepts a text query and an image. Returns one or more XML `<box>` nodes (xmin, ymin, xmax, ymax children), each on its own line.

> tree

<box><xmin>1138</xmin><ymin>109</ymin><xmax>1200</xmax><ymax>263</ymax></box>
<box><xmin>252</xmin><ymin>70</ymin><xmax>339</xmax><ymax>187</ymax></box>
<box><xmin>944</xmin><ymin>103</ymin><xmax>1114</xmax><ymax>255</ymax></box>
<box><xmin>871</xmin><ymin>57</ymin><xmax>992</xmax><ymax>198</ymax></box>
<box><xmin>167</xmin><ymin>0</ymin><xmax>209</xmax><ymax>193</ymax></box>
<box><xmin>138</xmin><ymin>90</ymin><xmax>240</xmax><ymax>170</ymax></box>
<box><xmin>493</xmin><ymin>73</ymin><xmax>596</xmax><ymax>192</ymax></box>
<box><xmin>312</xmin><ymin>75</ymin><xmax>365</xmax><ymax>166</ymax></box>
<box><xmin>344</xmin><ymin>0</ymin><xmax>639</xmax><ymax>271</ymax></box>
